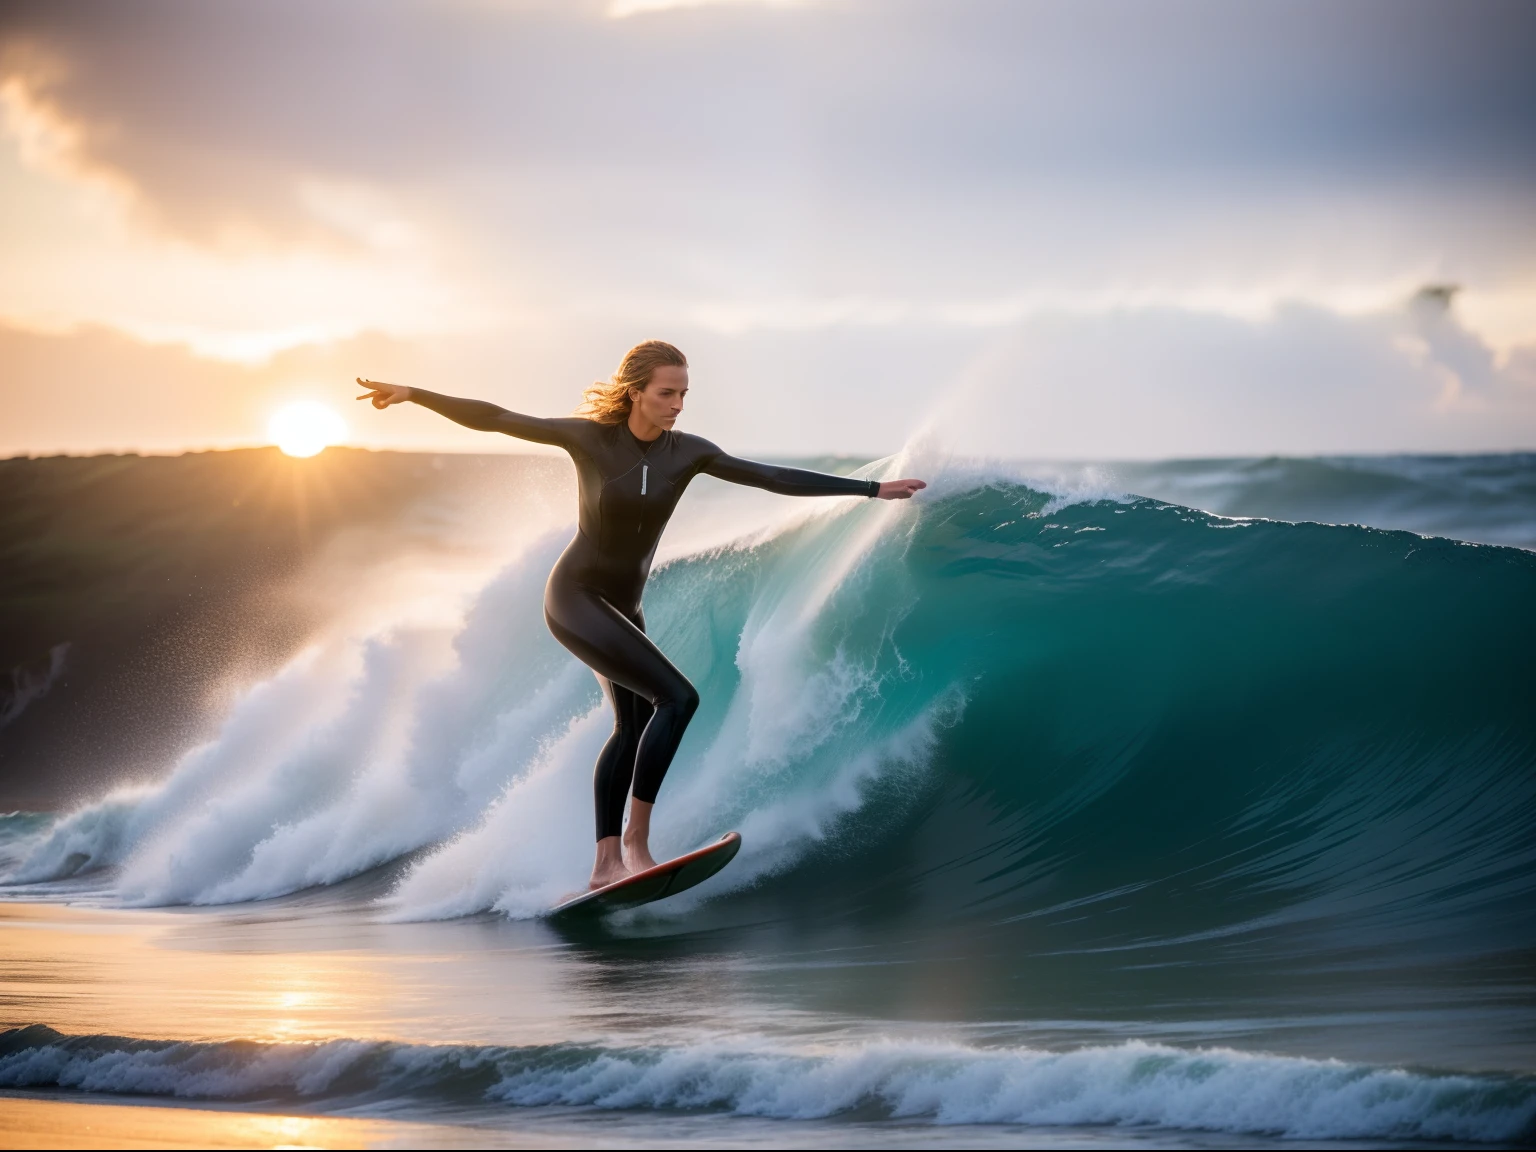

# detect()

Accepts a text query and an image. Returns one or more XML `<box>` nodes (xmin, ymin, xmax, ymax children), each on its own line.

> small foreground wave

<box><xmin>1</xmin><ymin>1026</ymin><xmax>1532</xmax><ymax>1143</ymax></box>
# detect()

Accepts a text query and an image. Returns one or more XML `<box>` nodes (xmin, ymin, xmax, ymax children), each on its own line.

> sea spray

<box><xmin>6</xmin><ymin>531</ymin><xmax>591</xmax><ymax>900</ymax></box>
<box><xmin>5</xmin><ymin>645</ymin><xmax>347</xmax><ymax>884</ymax></box>
<box><xmin>8</xmin><ymin>474</ymin><xmax>946</xmax><ymax>910</ymax></box>
<box><xmin>392</xmin><ymin>481</ymin><xmax>954</xmax><ymax>918</ymax></box>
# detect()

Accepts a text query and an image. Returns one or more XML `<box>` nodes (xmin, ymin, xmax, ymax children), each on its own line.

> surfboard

<box><xmin>547</xmin><ymin>832</ymin><xmax>742</xmax><ymax>921</ymax></box>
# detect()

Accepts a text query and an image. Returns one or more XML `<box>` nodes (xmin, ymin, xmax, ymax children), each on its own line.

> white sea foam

<box><xmin>2</xmin><ymin>458</ymin><xmax>977</xmax><ymax>908</ymax></box>
<box><xmin>389</xmin><ymin>471</ymin><xmax>957</xmax><ymax>919</ymax></box>
<box><xmin>4</xmin><ymin>454</ymin><xmax>1088</xmax><ymax>911</ymax></box>
<box><xmin>0</xmin><ymin>1029</ymin><xmax>1529</xmax><ymax>1143</ymax></box>
<box><xmin>483</xmin><ymin>1037</ymin><xmax>1534</xmax><ymax>1142</ymax></box>
<box><xmin>6</xmin><ymin>531</ymin><xmax>590</xmax><ymax>903</ymax></box>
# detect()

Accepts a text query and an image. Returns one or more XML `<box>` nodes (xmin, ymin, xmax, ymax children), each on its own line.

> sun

<box><xmin>269</xmin><ymin>401</ymin><xmax>348</xmax><ymax>458</ymax></box>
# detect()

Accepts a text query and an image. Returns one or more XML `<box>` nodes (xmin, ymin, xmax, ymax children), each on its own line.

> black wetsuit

<box><xmin>409</xmin><ymin>389</ymin><xmax>879</xmax><ymax>839</ymax></box>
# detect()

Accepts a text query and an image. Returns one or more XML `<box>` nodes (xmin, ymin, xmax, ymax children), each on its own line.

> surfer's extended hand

<box><xmin>876</xmin><ymin>479</ymin><xmax>927</xmax><ymax>500</ymax></box>
<box><xmin>355</xmin><ymin>378</ymin><xmax>412</xmax><ymax>408</ymax></box>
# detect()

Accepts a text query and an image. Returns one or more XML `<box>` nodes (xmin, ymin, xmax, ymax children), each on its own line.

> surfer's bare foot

<box><xmin>589</xmin><ymin>836</ymin><xmax>628</xmax><ymax>890</ymax></box>
<box><xmin>622</xmin><ymin>798</ymin><xmax>659</xmax><ymax>873</ymax></box>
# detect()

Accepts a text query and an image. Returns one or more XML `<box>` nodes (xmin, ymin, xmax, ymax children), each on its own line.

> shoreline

<box><xmin>2</xmin><ymin>1091</ymin><xmax>1466</xmax><ymax>1151</ymax></box>
<box><xmin>0</xmin><ymin>1092</ymin><xmax>541</xmax><ymax>1151</ymax></box>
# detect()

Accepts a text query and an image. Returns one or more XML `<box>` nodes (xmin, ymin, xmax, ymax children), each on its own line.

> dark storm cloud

<box><xmin>3</xmin><ymin>0</ymin><xmax>1533</xmax><ymax>239</ymax></box>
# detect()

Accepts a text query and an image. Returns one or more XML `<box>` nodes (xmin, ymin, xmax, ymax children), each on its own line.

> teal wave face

<box><xmin>644</xmin><ymin>483</ymin><xmax>1536</xmax><ymax>960</ymax></box>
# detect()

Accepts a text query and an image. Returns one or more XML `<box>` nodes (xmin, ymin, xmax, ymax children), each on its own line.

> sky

<box><xmin>1</xmin><ymin>0</ymin><xmax>1533</xmax><ymax>459</ymax></box>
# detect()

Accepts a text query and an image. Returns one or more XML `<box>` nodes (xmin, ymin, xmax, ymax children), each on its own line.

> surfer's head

<box><xmin>579</xmin><ymin>340</ymin><xmax>688</xmax><ymax>428</ymax></box>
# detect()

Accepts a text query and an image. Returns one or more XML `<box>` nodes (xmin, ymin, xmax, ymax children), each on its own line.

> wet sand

<box><xmin>0</xmin><ymin>1093</ymin><xmax>529</xmax><ymax>1150</ymax></box>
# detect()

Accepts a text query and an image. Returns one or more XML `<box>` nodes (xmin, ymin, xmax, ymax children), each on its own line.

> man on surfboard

<box><xmin>358</xmin><ymin>342</ymin><xmax>926</xmax><ymax>892</ymax></box>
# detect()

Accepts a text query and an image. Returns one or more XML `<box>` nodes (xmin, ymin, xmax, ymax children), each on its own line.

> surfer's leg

<box><xmin>618</xmin><ymin>657</ymin><xmax>697</xmax><ymax>869</ymax></box>
<box><xmin>545</xmin><ymin>580</ymin><xmax>699</xmax><ymax>874</ymax></box>
<box><xmin>592</xmin><ymin>676</ymin><xmax>650</xmax><ymax>841</ymax></box>
<box><xmin>588</xmin><ymin>677</ymin><xmax>648</xmax><ymax>888</ymax></box>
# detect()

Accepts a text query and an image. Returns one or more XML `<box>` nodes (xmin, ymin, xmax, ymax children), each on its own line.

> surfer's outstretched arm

<box><xmin>700</xmin><ymin>449</ymin><xmax>927</xmax><ymax>500</ymax></box>
<box><xmin>355</xmin><ymin>380</ymin><xmax>577</xmax><ymax>448</ymax></box>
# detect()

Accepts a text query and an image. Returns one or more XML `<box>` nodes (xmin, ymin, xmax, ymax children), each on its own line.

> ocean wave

<box><xmin>4</xmin><ymin>460</ymin><xmax>1534</xmax><ymax>956</ymax></box>
<box><xmin>1096</xmin><ymin>452</ymin><xmax>1536</xmax><ymax>550</ymax></box>
<box><xmin>1</xmin><ymin>1026</ymin><xmax>1530</xmax><ymax>1143</ymax></box>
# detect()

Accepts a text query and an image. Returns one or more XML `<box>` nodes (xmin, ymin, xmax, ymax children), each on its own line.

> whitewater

<box><xmin>3</xmin><ymin>449</ymin><xmax>1534</xmax><ymax>1147</ymax></box>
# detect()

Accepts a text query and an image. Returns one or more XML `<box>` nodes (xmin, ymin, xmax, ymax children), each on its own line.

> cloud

<box><xmin>6</xmin><ymin>0</ymin><xmax>1533</xmax><ymax>237</ymax></box>
<box><xmin>0</xmin><ymin>67</ymin><xmax>486</xmax><ymax>361</ymax></box>
<box><xmin>924</xmin><ymin>295</ymin><xmax>1536</xmax><ymax>459</ymax></box>
<box><xmin>1</xmin><ymin>0</ymin><xmax>1534</xmax><ymax>454</ymax></box>
<box><xmin>0</xmin><ymin>59</ymin><xmax>127</xmax><ymax>203</ymax></box>
<box><xmin>6</xmin><ymin>287</ymin><xmax>1533</xmax><ymax>461</ymax></box>
<box><xmin>607</xmin><ymin>0</ymin><xmax>803</xmax><ymax>16</ymax></box>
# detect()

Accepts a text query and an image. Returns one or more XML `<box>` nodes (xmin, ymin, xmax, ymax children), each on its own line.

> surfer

<box><xmin>357</xmin><ymin>341</ymin><xmax>925</xmax><ymax>890</ymax></box>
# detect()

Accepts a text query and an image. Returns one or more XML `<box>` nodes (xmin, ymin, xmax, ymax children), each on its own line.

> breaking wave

<box><xmin>4</xmin><ymin>457</ymin><xmax>1534</xmax><ymax>956</ymax></box>
<box><xmin>2</xmin><ymin>1026</ymin><xmax>1531</xmax><ymax>1143</ymax></box>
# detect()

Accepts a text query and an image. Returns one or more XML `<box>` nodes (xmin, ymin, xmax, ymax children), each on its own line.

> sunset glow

<box><xmin>3</xmin><ymin>2</ymin><xmax>1534</xmax><ymax>459</ymax></box>
<box><xmin>268</xmin><ymin>401</ymin><xmax>347</xmax><ymax>457</ymax></box>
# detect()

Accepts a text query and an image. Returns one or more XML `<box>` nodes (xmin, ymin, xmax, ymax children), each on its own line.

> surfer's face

<box><xmin>632</xmin><ymin>365</ymin><xmax>688</xmax><ymax>430</ymax></box>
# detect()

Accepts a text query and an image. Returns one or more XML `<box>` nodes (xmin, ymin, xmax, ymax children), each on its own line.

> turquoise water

<box><xmin>2</xmin><ymin>454</ymin><xmax>1534</xmax><ymax>1146</ymax></box>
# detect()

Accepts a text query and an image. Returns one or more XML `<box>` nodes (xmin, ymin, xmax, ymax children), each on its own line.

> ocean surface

<box><xmin>1</xmin><ymin>449</ymin><xmax>1533</xmax><ymax>1147</ymax></box>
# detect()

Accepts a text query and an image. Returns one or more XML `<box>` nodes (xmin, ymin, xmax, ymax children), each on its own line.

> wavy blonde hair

<box><xmin>577</xmin><ymin>340</ymin><xmax>688</xmax><ymax>425</ymax></box>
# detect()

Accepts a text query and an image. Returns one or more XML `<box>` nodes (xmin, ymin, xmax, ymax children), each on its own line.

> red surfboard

<box><xmin>548</xmin><ymin>832</ymin><xmax>742</xmax><ymax>921</ymax></box>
